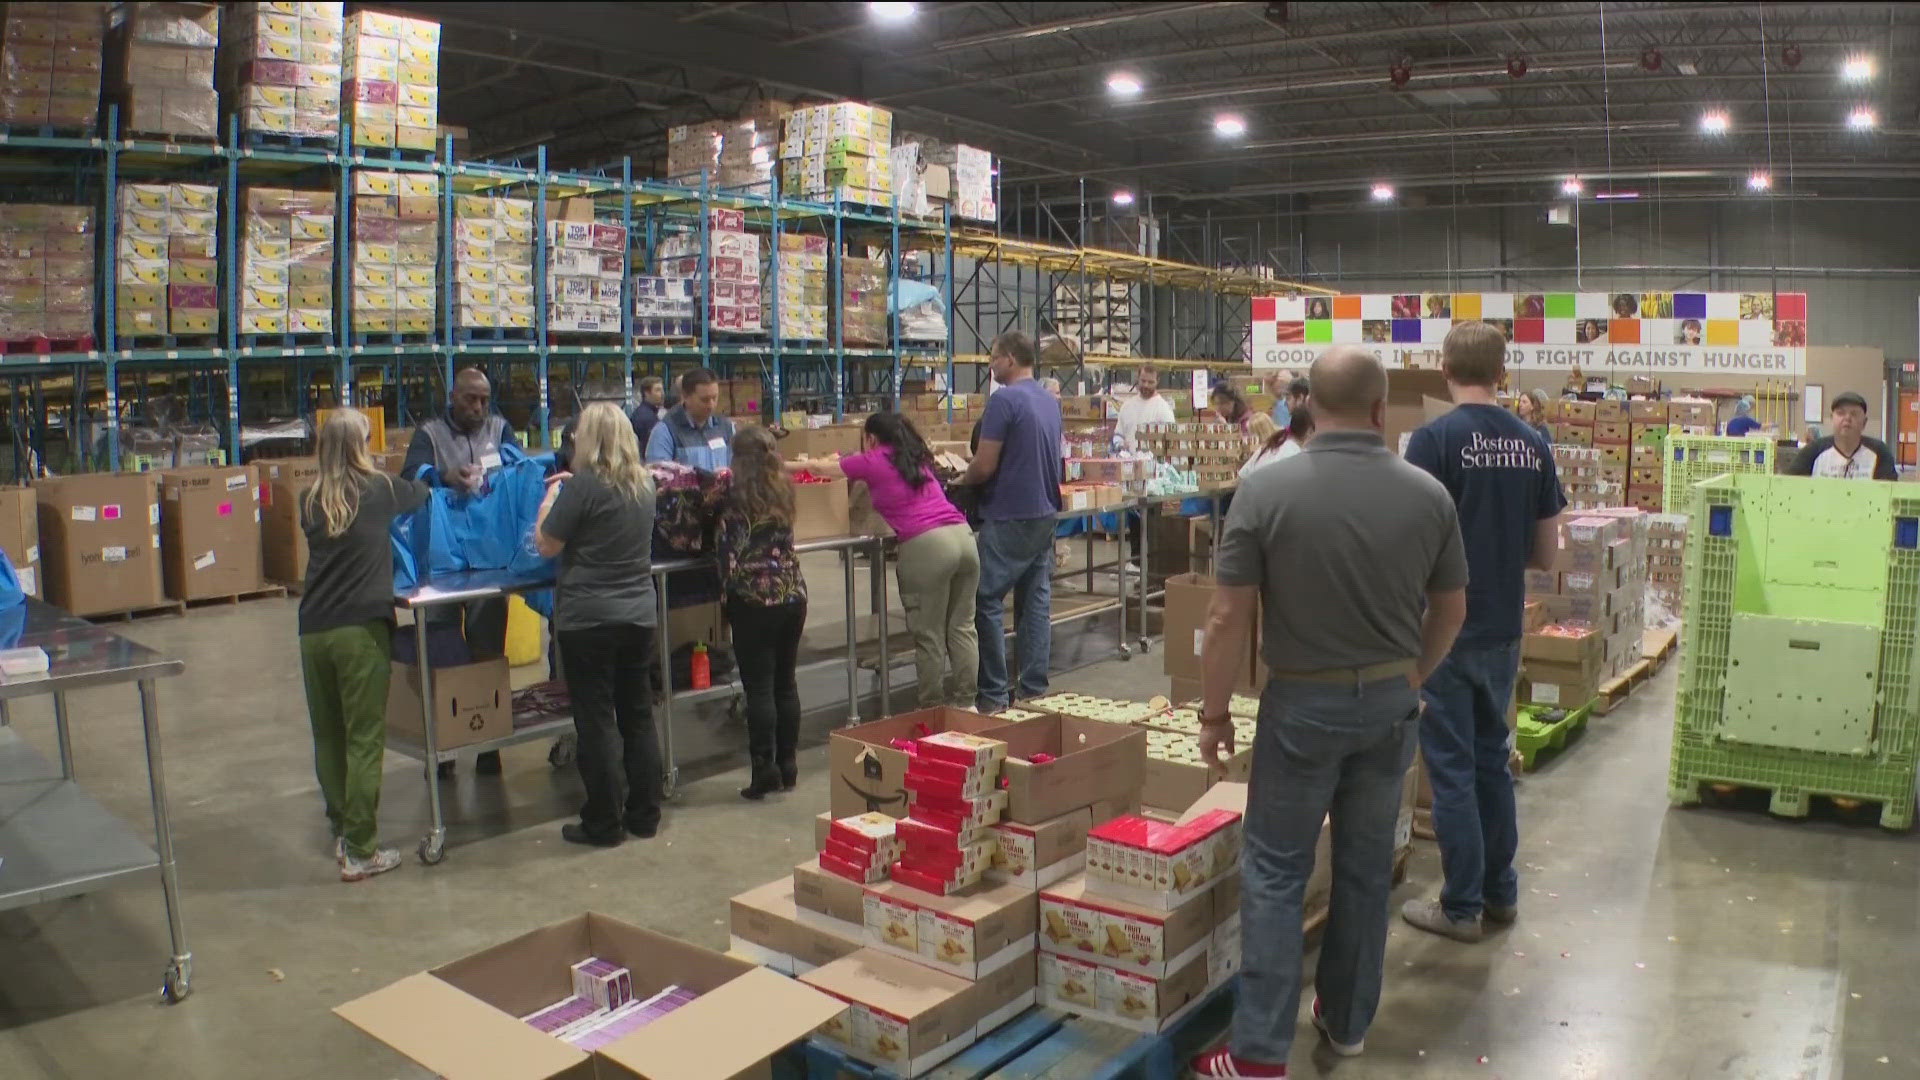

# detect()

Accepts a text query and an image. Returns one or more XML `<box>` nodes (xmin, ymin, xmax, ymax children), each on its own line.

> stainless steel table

<box><xmin>392</xmin><ymin>533</ymin><xmax>888</xmax><ymax>864</ymax></box>
<box><xmin>0</xmin><ymin>598</ymin><xmax>191</xmax><ymax>1003</ymax></box>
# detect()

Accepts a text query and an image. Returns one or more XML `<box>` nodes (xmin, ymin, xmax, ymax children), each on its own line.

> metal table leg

<box><xmin>137</xmin><ymin>678</ymin><xmax>192</xmax><ymax>1004</ymax></box>
<box><xmin>875</xmin><ymin>536</ymin><xmax>890</xmax><ymax>717</ymax></box>
<box><xmin>1115</xmin><ymin>511</ymin><xmax>1129</xmax><ymax>659</ymax></box>
<box><xmin>414</xmin><ymin>613</ymin><xmax>446</xmax><ymax>865</ymax></box>
<box><xmin>655</xmin><ymin>572</ymin><xmax>678</xmax><ymax>797</ymax></box>
<box><xmin>1084</xmin><ymin>515</ymin><xmax>1095</xmax><ymax>595</ymax></box>
<box><xmin>1137</xmin><ymin>499</ymin><xmax>1152</xmax><ymax>653</ymax></box>
<box><xmin>53</xmin><ymin>691</ymin><xmax>74</xmax><ymax>778</ymax></box>
<box><xmin>842</xmin><ymin>545</ymin><xmax>859</xmax><ymax>725</ymax></box>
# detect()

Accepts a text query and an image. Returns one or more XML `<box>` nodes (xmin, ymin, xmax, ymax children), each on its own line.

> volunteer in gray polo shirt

<box><xmin>1190</xmin><ymin>346</ymin><xmax>1469</xmax><ymax>1080</ymax></box>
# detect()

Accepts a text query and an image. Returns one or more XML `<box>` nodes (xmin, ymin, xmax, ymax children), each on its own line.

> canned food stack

<box><xmin>350</xmin><ymin>170</ymin><xmax>438</xmax><ymax>335</ymax></box>
<box><xmin>342</xmin><ymin>9</ymin><xmax>438</xmax><ymax>151</ymax></box>
<box><xmin>238</xmin><ymin>187</ymin><xmax>333</xmax><ymax>336</ymax></box>
<box><xmin>544</xmin><ymin>215</ymin><xmax>625</xmax><ymax>334</ymax></box>
<box><xmin>0</xmin><ymin>1</ymin><xmax>106</xmax><ymax>132</ymax></box>
<box><xmin>224</xmin><ymin>0</ymin><xmax>343</xmax><ymax>141</ymax></box>
<box><xmin>452</xmin><ymin>193</ymin><xmax>536</xmax><ymax>331</ymax></box>
<box><xmin>0</xmin><ymin>205</ymin><xmax>93</xmax><ymax>344</ymax></box>
<box><xmin>891</xmin><ymin>731</ymin><xmax>1009</xmax><ymax>896</ymax></box>
<box><xmin>108</xmin><ymin>1</ymin><xmax>218</xmax><ymax>139</ymax></box>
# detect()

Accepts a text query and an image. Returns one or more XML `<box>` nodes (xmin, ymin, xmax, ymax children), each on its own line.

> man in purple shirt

<box><xmin>962</xmin><ymin>330</ymin><xmax>1063</xmax><ymax>709</ymax></box>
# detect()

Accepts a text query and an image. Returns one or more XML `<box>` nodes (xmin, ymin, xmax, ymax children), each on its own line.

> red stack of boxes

<box><xmin>893</xmin><ymin>731</ymin><xmax>1009</xmax><ymax>896</ymax></box>
<box><xmin>820</xmin><ymin>812</ymin><xmax>904</xmax><ymax>886</ymax></box>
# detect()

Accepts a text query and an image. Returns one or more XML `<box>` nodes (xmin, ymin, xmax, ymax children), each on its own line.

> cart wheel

<box><xmin>1138</xmin><ymin>637</ymin><xmax>1152</xmax><ymax>654</ymax></box>
<box><xmin>1118</xmin><ymin>644</ymin><xmax>1132</xmax><ymax>660</ymax></box>
<box><xmin>418</xmin><ymin>834</ymin><xmax>446</xmax><ymax>865</ymax></box>
<box><xmin>161</xmin><ymin>960</ymin><xmax>192</xmax><ymax>1004</ymax></box>
<box><xmin>548</xmin><ymin>732</ymin><xmax>577</xmax><ymax>768</ymax></box>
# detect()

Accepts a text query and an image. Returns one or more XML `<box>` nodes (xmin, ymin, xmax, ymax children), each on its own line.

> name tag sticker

<box><xmin>480</xmin><ymin>451</ymin><xmax>502</xmax><ymax>470</ymax></box>
<box><xmin>707</xmin><ymin>436</ymin><xmax>726</xmax><ymax>451</ymax></box>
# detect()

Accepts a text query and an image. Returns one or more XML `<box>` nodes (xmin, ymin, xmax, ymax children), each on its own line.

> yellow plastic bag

<box><xmin>505</xmin><ymin>593</ymin><xmax>544</xmax><ymax>667</ymax></box>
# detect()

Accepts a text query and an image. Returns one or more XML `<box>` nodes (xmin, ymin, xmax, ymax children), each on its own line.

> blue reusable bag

<box><xmin>392</xmin><ymin>444</ymin><xmax>557</xmax><ymax>591</ymax></box>
<box><xmin>0</xmin><ymin>557</ymin><xmax>25</xmax><ymax>613</ymax></box>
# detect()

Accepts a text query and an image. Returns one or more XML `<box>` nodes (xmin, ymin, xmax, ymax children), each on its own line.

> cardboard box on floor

<box><xmin>1141</xmin><ymin>741</ymin><xmax>1254</xmax><ymax>815</ymax></box>
<box><xmin>829</xmin><ymin>706</ymin><xmax>1013</xmax><ymax>818</ymax></box>
<box><xmin>793</xmin><ymin>477</ymin><xmax>852</xmax><ymax>540</ymax></box>
<box><xmin>0</xmin><ymin>486</ymin><xmax>40</xmax><ymax>598</ymax></box>
<box><xmin>985</xmin><ymin>714</ymin><xmax>1146</xmax><ymax>825</ymax></box>
<box><xmin>35</xmin><ymin>472</ymin><xmax>164</xmax><ymax>616</ymax></box>
<box><xmin>800</xmin><ymin>947</ymin><xmax>1036</xmax><ymax>1079</ymax></box>
<box><xmin>159</xmin><ymin>466</ymin><xmax>263</xmax><ymax>600</ymax></box>
<box><xmin>1160</xmin><ymin>573</ymin><xmax>1263</xmax><ymax>691</ymax></box>
<box><xmin>385</xmin><ymin>657</ymin><xmax>512</xmax><ymax>751</ymax></box>
<box><xmin>729</xmin><ymin>877</ymin><xmax>866</xmax><ymax>975</ymax></box>
<box><xmin>337</xmin><ymin>911</ymin><xmax>846</xmax><ymax>1080</ymax></box>
<box><xmin>255</xmin><ymin>457</ymin><xmax>320</xmax><ymax>586</ymax></box>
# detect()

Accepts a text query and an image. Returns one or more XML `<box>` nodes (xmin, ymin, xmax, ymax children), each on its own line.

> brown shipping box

<box><xmin>793</xmin><ymin>478</ymin><xmax>852</xmax><ymax>541</ymax></box>
<box><xmin>729</xmin><ymin>877</ymin><xmax>865</xmax><ymax>976</ymax></box>
<box><xmin>337</xmin><ymin>912</ymin><xmax>846</xmax><ymax>1080</ymax></box>
<box><xmin>828</xmin><ymin>706</ymin><xmax>1013</xmax><ymax>818</ymax></box>
<box><xmin>782</xmin><ymin>425</ymin><xmax>864</xmax><ymax>460</ymax></box>
<box><xmin>35</xmin><ymin>472</ymin><xmax>163</xmax><ymax>615</ymax></box>
<box><xmin>159</xmin><ymin>466</ymin><xmax>262</xmax><ymax>600</ymax></box>
<box><xmin>794</xmin><ymin>858</ymin><xmax>868</xmax><ymax>926</ymax></box>
<box><xmin>0</xmin><ymin>486</ymin><xmax>40</xmax><ymax>598</ymax></box>
<box><xmin>987</xmin><ymin>714</ymin><xmax>1147</xmax><ymax>825</ymax></box>
<box><xmin>800</xmin><ymin>948</ymin><xmax>1034</xmax><ymax>1075</ymax></box>
<box><xmin>256</xmin><ymin>456</ymin><xmax>320</xmax><ymax>586</ymax></box>
<box><xmin>1161</xmin><ymin>572</ymin><xmax>1262</xmax><ymax>690</ymax></box>
<box><xmin>385</xmin><ymin>657</ymin><xmax>512</xmax><ymax>752</ymax></box>
<box><xmin>1384</xmin><ymin>367</ymin><xmax>1449</xmax><ymax>450</ymax></box>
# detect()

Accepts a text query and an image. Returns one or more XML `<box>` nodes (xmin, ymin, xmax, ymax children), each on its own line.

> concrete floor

<box><xmin>0</xmin><ymin>556</ymin><xmax>1914</xmax><ymax>1079</ymax></box>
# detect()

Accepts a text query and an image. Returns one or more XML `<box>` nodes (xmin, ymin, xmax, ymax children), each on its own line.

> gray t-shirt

<box><xmin>540</xmin><ymin>469</ymin><xmax>657</xmax><ymax>632</ymax></box>
<box><xmin>1217</xmin><ymin>429</ymin><xmax>1468</xmax><ymax>673</ymax></box>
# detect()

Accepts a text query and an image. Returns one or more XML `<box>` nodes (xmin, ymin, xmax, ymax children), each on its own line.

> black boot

<box><xmin>778</xmin><ymin>757</ymin><xmax>798</xmax><ymax>791</ymax></box>
<box><xmin>740</xmin><ymin>759</ymin><xmax>781</xmax><ymax>800</ymax></box>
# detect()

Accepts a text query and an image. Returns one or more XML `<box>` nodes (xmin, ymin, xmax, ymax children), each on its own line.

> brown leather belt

<box><xmin>1274</xmin><ymin>659</ymin><xmax>1417</xmax><ymax>684</ymax></box>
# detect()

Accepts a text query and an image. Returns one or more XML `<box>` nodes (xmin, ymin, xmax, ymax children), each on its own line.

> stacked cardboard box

<box><xmin>919</xmin><ymin>140</ymin><xmax>995</xmax><ymax>221</ymax></box>
<box><xmin>779</xmin><ymin>102</ymin><xmax>893</xmax><ymax>204</ymax></box>
<box><xmin>1548</xmin><ymin>398</ymin><xmax>1594</xmax><ymax>448</ymax></box>
<box><xmin>449</xmin><ymin>192</ymin><xmax>535</xmax><ymax>331</ymax></box>
<box><xmin>238</xmin><ymin>187</ymin><xmax>332</xmax><ymax>337</ymax></box>
<box><xmin>1051</xmin><ymin>281</ymin><xmax>1132</xmax><ymax>357</ymax></box>
<box><xmin>158</xmin><ymin>464</ymin><xmax>261</xmax><ymax>600</ymax></box>
<box><xmin>254</xmin><ymin>455</ymin><xmax>315</xmax><ymax>585</ymax></box>
<box><xmin>0</xmin><ymin>486</ymin><xmax>38</xmax><ymax>597</ymax></box>
<box><xmin>767</xmin><ymin>232</ymin><xmax>828</xmax><ymax>340</ymax></box>
<box><xmin>664</xmin><ymin>120</ymin><xmax>720</xmax><ymax>181</ymax></box>
<box><xmin>544</xmin><ymin>211</ymin><xmax>622</xmax><ymax>334</ymax></box>
<box><xmin>108</xmin><ymin>1</ymin><xmax>217</xmax><ymax>139</ymax></box>
<box><xmin>653</xmin><ymin>207</ymin><xmax>762</xmax><ymax>334</ymax></box>
<box><xmin>890</xmin><ymin>141</ymin><xmax>928</xmax><ymax>216</ymax></box>
<box><xmin>350</xmin><ymin>170</ymin><xmax>437</xmax><ymax>335</ymax></box>
<box><xmin>117</xmin><ymin>182</ymin><xmax>216</xmax><ymax>337</ymax></box>
<box><xmin>821</xmin><ymin>812</ymin><xmax>905</xmax><ymax>885</ymax></box>
<box><xmin>0</xmin><ymin>204</ymin><xmax>93</xmax><ymax>344</ymax></box>
<box><xmin>714</xmin><ymin>99</ymin><xmax>788</xmax><ymax>192</ymax></box>
<box><xmin>0</xmin><ymin>1</ymin><xmax>106</xmax><ymax>132</ymax></box>
<box><xmin>1521</xmin><ymin>510</ymin><xmax>1650</xmax><ymax>704</ymax></box>
<box><xmin>892</xmin><ymin>731</ymin><xmax>1010</xmax><ymax>895</ymax></box>
<box><xmin>35</xmin><ymin>472</ymin><xmax>164</xmax><ymax>616</ymax></box>
<box><xmin>841</xmin><ymin>254</ymin><xmax>887</xmax><ymax>346</ymax></box>
<box><xmin>630</xmin><ymin>273</ymin><xmax>695</xmax><ymax>339</ymax></box>
<box><xmin>223</xmin><ymin>1</ymin><xmax>343</xmax><ymax>141</ymax></box>
<box><xmin>342</xmin><ymin>9</ymin><xmax>438</xmax><ymax>151</ymax></box>
<box><xmin>1133</xmin><ymin>422</ymin><xmax>1255</xmax><ymax>488</ymax></box>
<box><xmin>1518</xmin><ymin>623</ymin><xmax>1603</xmax><ymax>709</ymax></box>
<box><xmin>1552</xmin><ymin>445</ymin><xmax>1615</xmax><ymax>510</ymax></box>
<box><xmin>1645</xmin><ymin>512</ymin><xmax>1687</xmax><ymax>620</ymax></box>
<box><xmin>1623</xmin><ymin>399</ymin><xmax>1669</xmax><ymax>511</ymax></box>
<box><xmin>1589</xmin><ymin>399</ymin><xmax>1631</xmax><ymax>499</ymax></box>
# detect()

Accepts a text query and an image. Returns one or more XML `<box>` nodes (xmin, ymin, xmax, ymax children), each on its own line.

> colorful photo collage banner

<box><xmin>1251</xmin><ymin>291</ymin><xmax>1808</xmax><ymax>348</ymax></box>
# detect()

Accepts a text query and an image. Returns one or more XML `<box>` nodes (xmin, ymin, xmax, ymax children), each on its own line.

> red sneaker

<box><xmin>1189</xmin><ymin>1048</ymin><xmax>1287</xmax><ymax>1078</ymax></box>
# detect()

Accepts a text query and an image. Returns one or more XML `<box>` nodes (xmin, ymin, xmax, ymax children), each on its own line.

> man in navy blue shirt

<box><xmin>1401</xmin><ymin>321</ymin><xmax>1565</xmax><ymax>944</ymax></box>
<box><xmin>962</xmin><ymin>330</ymin><xmax>1063</xmax><ymax>710</ymax></box>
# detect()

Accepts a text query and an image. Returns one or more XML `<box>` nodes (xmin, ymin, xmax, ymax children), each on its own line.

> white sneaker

<box><xmin>331</xmin><ymin>836</ymin><xmax>346</xmax><ymax>865</ymax></box>
<box><xmin>1311</xmin><ymin>997</ymin><xmax>1365</xmax><ymax>1056</ymax></box>
<box><xmin>340</xmin><ymin>846</ymin><xmax>403</xmax><ymax>882</ymax></box>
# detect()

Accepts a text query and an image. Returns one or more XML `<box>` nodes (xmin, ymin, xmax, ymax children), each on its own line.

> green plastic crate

<box><xmin>1662</xmin><ymin>434</ymin><xmax>1775</xmax><ymax>514</ymax></box>
<box><xmin>1670</xmin><ymin>473</ymin><xmax>1920</xmax><ymax>828</ymax></box>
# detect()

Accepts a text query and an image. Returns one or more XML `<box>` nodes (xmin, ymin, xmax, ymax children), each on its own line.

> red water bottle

<box><xmin>690</xmin><ymin>642</ymin><xmax>711</xmax><ymax>690</ymax></box>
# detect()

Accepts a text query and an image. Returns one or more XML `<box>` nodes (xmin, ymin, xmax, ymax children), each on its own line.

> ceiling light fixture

<box><xmin>1370</xmin><ymin>183</ymin><xmax>1395</xmax><ymax>202</ymax></box>
<box><xmin>1112</xmin><ymin>190</ymin><xmax>1135</xmax><ymax>207</ymax></box>
<box><xmin>868</xmin><ymin>2</ymin><xmax>917</xmax><ymax>24</ymax></box>
<box><xmin>1561</xmin><ymin>177</ymin><xmax>1584</xmax><ymax>196</ymax></box>
<box><xmin>1848</xmin><ymin>106</ymin><xmax>1878</xmax><ymax>130</ymax></box>
<box><xmin>1699</xmin><ymin>109</ymin><xmax>1730</xmax><ymax>134</ymax></box>
<box><xmin>1594</xmin><ymin>190</ymin><xmax>1640</xmax><ymax>201</ymax></box>
<box><xmin>1748</xmin><ymin>171</ymin><xmax>1772</xmax><ymax>192</ymax></box>
<box><xmin>1213</xmin><ymin>113</ymin><xmax>1246</xmax><ymax>137</ymax></box>
<box><xmin>1105</xmin><ymin>72</ymin><xmax>1143</xmax><ymax>97</ymax></box>
<box><xmin>1843</xmin><ymin>54</ymin><xmax>1875</xmax><ymax>82</ymax></box>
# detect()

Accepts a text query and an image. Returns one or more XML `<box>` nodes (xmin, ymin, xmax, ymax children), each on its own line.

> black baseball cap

<box><xmin>1831</xmin><ymin>391</ymin><xmax>1869</xmax><ymax>414</ymax></box>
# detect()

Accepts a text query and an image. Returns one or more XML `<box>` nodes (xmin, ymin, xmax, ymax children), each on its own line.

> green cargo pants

<box><xmin>300</xmin><ymin>621</ymin><xmax>393</xmax><ymax>859</ymax></box>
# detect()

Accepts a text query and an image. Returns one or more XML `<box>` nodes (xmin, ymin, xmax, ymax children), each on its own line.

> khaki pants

<box><xmin>896</xmin><ymin>523</ymin><xmax>981</xmax><ymax>708</ymax></box>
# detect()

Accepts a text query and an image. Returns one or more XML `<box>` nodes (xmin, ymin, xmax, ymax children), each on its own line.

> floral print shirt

<box><xmin>716</xmin><ymin>503</ymin><xmax>808</xmax><ymax>607</ymax></box>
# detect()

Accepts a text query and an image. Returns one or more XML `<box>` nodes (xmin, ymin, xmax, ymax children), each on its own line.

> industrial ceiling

<box><xmin>411</xmin><ymin>2</ymin><xmax>1920</xmax><ymax>213</ymax></box>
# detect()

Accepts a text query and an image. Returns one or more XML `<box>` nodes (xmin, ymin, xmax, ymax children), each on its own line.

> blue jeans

<box><xmin>973</xmin><ymin>516</ymin><xmax>1054</xmax><ymax>710</ymax></box>
<box><xmin>1419</xmin><ymin>639</ymin><xmax>1523</xmax><ymax>921</ymax></box>
<box><xmin>1234</xmin><ymin>673</ymin><xmax>1419</xmax><ymax>1064</ymax></box>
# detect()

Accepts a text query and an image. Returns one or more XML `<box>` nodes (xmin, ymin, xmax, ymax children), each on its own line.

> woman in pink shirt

<box><xmin>789</xmin><ymin>413</ymin><xmax>980</xmax><ymax>707</ymax></box>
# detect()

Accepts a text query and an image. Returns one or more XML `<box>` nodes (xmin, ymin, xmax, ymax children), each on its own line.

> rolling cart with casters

<box><xmin>0</xmin><ymin>599</ymin><xmax>191</xmax><ymax>1003</ymax></box>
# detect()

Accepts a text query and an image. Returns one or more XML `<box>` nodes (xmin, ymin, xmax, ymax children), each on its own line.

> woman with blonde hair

<box><xmin>536</xmin><ymin>401</ymin><xmax>660</xmax><ymax>846</ymax></box>
<box><xmin>719</xmin><ymin>424</ymin><xmax>809</xmax><ymax>799</ymax></box>
<box><xmin>299</xmin><ymin>408</ymin><xmax>427</xmax><ymax>881</ymax></box>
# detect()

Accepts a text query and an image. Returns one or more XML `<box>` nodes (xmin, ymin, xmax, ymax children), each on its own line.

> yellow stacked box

<box><xmin>225</xmin><ymin>1</ymin><xmax>344</xmax><ymax>141</ymax></box>
<box><xmin>351</xmin><ymin>170</ymin><xmax>437</xmax><ymax>333</ymax></box>
<box><xmin>240</xmin><ymin>187</ymin><xmax>333</xmax><ymax>336</ymax></box>
<box><xmin>342</xmin><ymin>9</ymin><xmax>437</xmax><ymax>151</ymax></box>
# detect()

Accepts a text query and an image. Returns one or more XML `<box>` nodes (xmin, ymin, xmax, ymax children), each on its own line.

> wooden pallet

<box><xmin>1642</xmin><ymin>626</ymin><xmax>1678</xmax><ymax>670</ymax></box>
<box><xmin>1593</xmin><ymin>658</ymin><xmax>1654</xmax><ymax>715</ymax></box>
<box><xmin>84</xmin><ymin>599</ymin><xmax>186</xmax><ymax>623</ymax></box>
<box><xmin>183</xmin><ymin>584</ymin><xmax>289</xmax><ymax>608</ymax></box>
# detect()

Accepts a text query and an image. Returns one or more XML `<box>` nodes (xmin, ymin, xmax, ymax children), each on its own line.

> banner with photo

<box><xmin>1249</xmin><ymin>291</ymin><xmax>1807</xmax><ymax>377</ymax></box>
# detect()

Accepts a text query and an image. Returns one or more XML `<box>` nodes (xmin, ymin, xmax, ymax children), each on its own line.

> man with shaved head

<box><xmin>1191</xmin><ymin>346</ymin><xmax>1469</xmax><ymax>1078</ymax></box>
<box><xmin>402</xmin><ymin>366</ymin><xmax>522</xmax><ymax>775</ymax></box>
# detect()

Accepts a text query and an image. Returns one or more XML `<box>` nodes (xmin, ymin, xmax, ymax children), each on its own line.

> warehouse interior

<box><xmin>3</xmin><ymin>2</ymin><xmax>1919</xmax><ymax>1078</ymax></box>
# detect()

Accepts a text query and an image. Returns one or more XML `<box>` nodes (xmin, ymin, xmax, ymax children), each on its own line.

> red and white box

<box><xmin>903</xmin><ymin>786</ymin><xmax>1006</xmax><ymax>834</ymax></box>
<box><xmin>903</xmin><ymin>755</ymin><xmax>997</xmax><ymax>801</ymax></box>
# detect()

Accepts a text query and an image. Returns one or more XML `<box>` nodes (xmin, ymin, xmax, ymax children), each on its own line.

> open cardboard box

<box><xmin>1160</xmin><ymin>573</ymin><xmax>1264</xmax><ymax>690</ymax></box>
<box><xmin>984</xmin><ymin>714</ymin><xmax>1146</xmax><ymax>825</ymax></box>
<box><xmin>828</xmin><ymin>706</ymin><xmax>1013</xmax><ymax>818</ymax></box>
<box><xmin>336</xmin><ymin>912</ymin><xmax>846</xmax><ymax>1080</ymax></box>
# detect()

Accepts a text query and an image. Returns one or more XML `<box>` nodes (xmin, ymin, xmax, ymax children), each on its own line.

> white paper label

<box><xmin>71</xmin><ymin>505</ymin><xmax>95</xmax><ymax>522</ymax></box>
<box><xmin>25</xmin><ymin>545</ymin><xmax>36</xmax><ymax>563</ymax></box>
<box><xmin>149</xmin><ymin>503</ymin><xmax>160</xmax><ymax>525</ymax></box>
<box><xmin>707</xmin><ymin>436</ymin><xmax>727</xmax><ymax>451</ymax></box>
<box><xmin>224</xmin><ymin>474</ymin><xmax>247</xmax><ymax>490</ymax></box>
<box><xmin>192</xmin><ymin>551</ymin><xmax>215</xmax><ymax>571</ymax></box>
<box><xmin>17</xmin><ymin>566</ymin><xmax>33</xmax><ymax>595</ymax></box>
<box><xmin>1533</xmin><ymin>682</ymin><xmax>1563</xmax><ymax>705</ymax></box>
<box><xmin>254</xmin><ymin>508</ymin><xmax>261</xmax><ymax>523</ymax></box>
<box><xmin>102</xmin><ymin>545</ymin><xmax>127</xmax><ymax>562</ymax></box>
<box><xmin>480</xmin><ymin>450</ymin><xmax>502</xmax><ymax>470</ymax></box>
<box><xmin>1192</xmin><ymin>629</ymin><xmax>1205</xmax><ymax>655</ymax></box>
<box><xmin>151</xmin><ymin>533</ymin><xmax>160</xmax><ymax>548</ymax></box>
